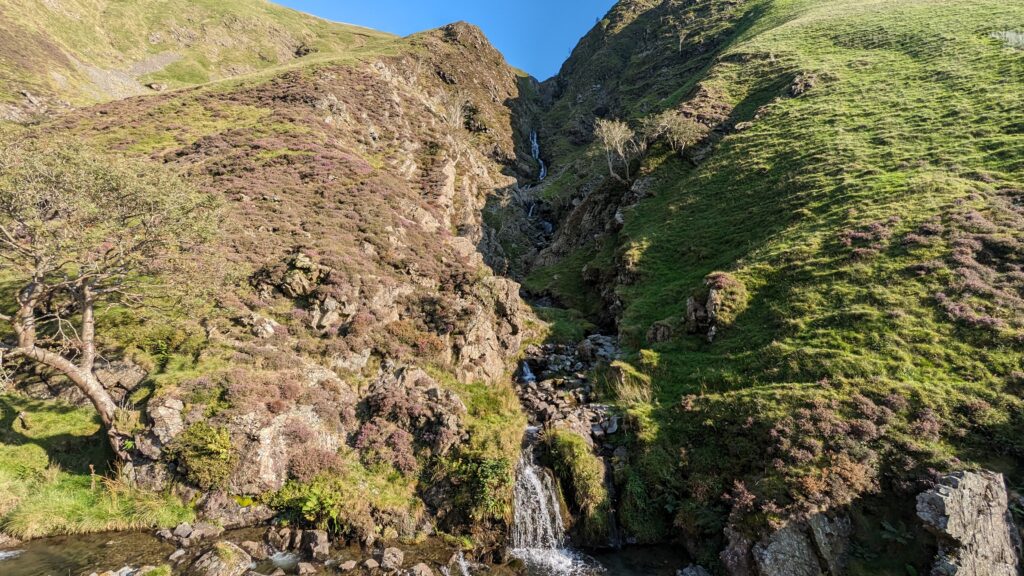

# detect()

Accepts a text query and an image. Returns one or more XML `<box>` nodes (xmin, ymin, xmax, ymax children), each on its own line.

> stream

<box><xmin>505</xmin><ymin>336</ymin><xmax>689</xmax><ymax>576</ymax></box>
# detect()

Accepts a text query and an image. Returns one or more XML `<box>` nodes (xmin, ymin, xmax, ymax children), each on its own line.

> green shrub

<box><xmin>164</xmin><ymin>423</ymin><xmax>236</xmax><ymax>490</ymax></box>
<box><xmin>445</xmin><ymin>455</ymin><xmax>514</xmax><ymax>522</ymax></box>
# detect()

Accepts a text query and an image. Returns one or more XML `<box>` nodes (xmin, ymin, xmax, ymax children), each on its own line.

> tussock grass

<box><xmin>0</xmin><ymin>395</ymin><xmax>192</xmax><ymax>539</ymax></box>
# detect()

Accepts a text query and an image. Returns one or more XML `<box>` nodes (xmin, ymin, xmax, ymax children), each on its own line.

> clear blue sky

<box><xmin>275</xmin><ymin>1</ymin><xmax>618</xmax><ymax>79</ymax></box>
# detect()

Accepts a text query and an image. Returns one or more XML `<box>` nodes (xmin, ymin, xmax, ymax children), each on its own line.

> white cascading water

<box><xmin>530</xmin><ymin>130</ymin><xmax>548</xmax><ymax>180</ymax></box>
<box><xmin>512</xmin><ymin>444</ymin><xmax>565</xmax><ymax>549</ymax></box>
<box><xmin>511</xmin><ymin>429</ymin><xmax>596</xmax><ymax>575</ymax></box>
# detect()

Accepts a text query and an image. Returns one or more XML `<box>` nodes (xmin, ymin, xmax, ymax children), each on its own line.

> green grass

<box><xmin>543</xmin><ymin>430</ymin><xmax>613</xmax><ymax>546</ymax></box>
<box><xmin>0</xmin><ymin>395</ymin><xmax>193</xmax><ymax>539</ymax></box>
<box><xmin>534</xmin><ymin>0</ymin><xmax>1024</xmax><ymax>568</ymax></box>
<box><xmin>0</xmin><ymin>0</ymin><xmax>396</xmax><ymax>104</ymax></box>
<box><xmin>531</xmin><ymin>306</ymin><xmax>599</xmax><ymax>344</ymax></box>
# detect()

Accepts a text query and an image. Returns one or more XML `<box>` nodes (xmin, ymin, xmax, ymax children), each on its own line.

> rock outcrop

<box><xmin>751</xmin><ymin>524</ymin><xmax>822</xmax><ymax>576</ymax></box>
<box><xmin>187</xmin><ymin>541</ymin><xmax>252</xmax><ymax>576</ymax></box>
<box><xmin>723</xmin><ymin>513</ymin><xmax>851</xmax><ymax>576</ymax></box>
<box><xmin>917</xmin><ymin>470</ymin><xmax>1022</xmax><ymax>576</ymax></box>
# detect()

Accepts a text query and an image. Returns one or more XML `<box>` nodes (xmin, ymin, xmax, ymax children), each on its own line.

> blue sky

<box><xmin>276</xmin><ymin>1</ymin><xmax>618</xmax><ymax>79</ymax></box>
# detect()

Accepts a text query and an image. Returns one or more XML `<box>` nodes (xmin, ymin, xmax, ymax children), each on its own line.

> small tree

<box><xmin>654</xmin><ymin>109</ymin><xmax>703</xmax><ymax>155</ymax></box>
<box><xmin>594</xmin><ymin>117</ymin><xmax>636</xmax><ymax>181</ymax></box>
<box><xmin>0</xmin><ymin>140</ymin><xmax>214</xmax><ymax>462</ymax></box>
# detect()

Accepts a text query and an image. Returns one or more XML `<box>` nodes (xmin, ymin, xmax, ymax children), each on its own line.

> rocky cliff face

<box><xmin>918</xmin><ymin>471</ymin><xmax>1023</xmax><ymax>576</ymax></box>
<box><xmin>5</xmin><ymin>16</ymin><xmax>540</xmax><ymax>542</ymax></box>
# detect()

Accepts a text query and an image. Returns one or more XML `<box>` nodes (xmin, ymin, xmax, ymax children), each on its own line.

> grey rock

<box><xmin>249</xmin><ymin>314</ymin><xmax>279</xmax><ymax>339</ymax></box>
<box><xmin>339</xmin><ymin>560</ymin><xmax>358</xmax><ymax>572</ymax></box>
<box><xmin>364</xmin><ymin>558</ymin><xmax>380</xmax><ymax>570</ymax></box>
<box><xmin>190</xmin><ymin>522</ymin><xmax>225</xmax><ymax>542</ymax></box>
<box><xmin>301</xmin><ymin>529</ymin><xmax>330</xmax><ymax>561</ymax></box>
<box><xmin>408</xmin><ymin>563</ymin><xmax>433</xmax><ymax>576</ymax></box>
<box><xmin>297</xmin><ymin>563</ymin><xmax>318</xmax><ymax>576</ymax></box>
<box><xmin>240</xmin><ymin>541</ymin><xmax>268</xmax><ymax>561</ymax></box>
<box><xmin>808</xmin><ymin>513</ymin><xmax>851</xmax><ymax>575</ymax></box>
<box><xmin>173</xmin><ymin>523</ymin><xmax>194</xmax><ymax>539</ymax></box>
<box><xmin>187</xmin><ymin>541</ymin><xmax>252</xmax><ymax>576</ymax></box>
<box><xmin>678</xmin><ymin>566</ymin><xmax>712</xmax><ymax>576</ymax></box>
<box><xmin>148</xmin><ymin>397</ymin><xmax>185</xmax><ymax>444</ymax></box>
<box><xmin>751</xmin><ymin>524</ymin><xmax>822</xmax><ymax>576</ymax></box>
<box><xmin>381</xmin><ymin>547</ymin><xmax>404</xmax><ymax>571</ymax></box>
<box><xmin>264</xmin><ymin>527</ymin><xmax>286</xmax><ymax>550</ymax></box>
<box><xmin>169</xmin><ymin>548</ymin><xmax>188</xmax><ymax>563</ymax></box>
<box><xmin>917</xmin><ymin>470</ymin><xmax>1022</xmax><ymax>576</ymax></box>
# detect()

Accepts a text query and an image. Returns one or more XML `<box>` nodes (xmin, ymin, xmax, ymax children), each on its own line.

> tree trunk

<box><xmin>18</xmin><ymin>346</ymin><xmax>132</xmax><ymax>462</ymax></box>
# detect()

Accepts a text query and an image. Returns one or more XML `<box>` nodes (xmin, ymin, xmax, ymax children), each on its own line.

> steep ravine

<box><xmin>1</xmin><ymin>0</ymin><xmax>1023</xmax><ymax>575</ymax></box>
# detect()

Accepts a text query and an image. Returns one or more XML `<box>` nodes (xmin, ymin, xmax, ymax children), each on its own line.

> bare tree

<box><xmin>655</xmin><ymin>109</ymin><xmax>703</xmax><ymax>155</ymax></box>
<box><xmin>0</xmin><ymin>140</ymin><xmax>215</xmax><ymax>462</ymax></box>
<box><xmin>594</xmin><ymin>117</ymin><xmax>636</xmax><ymax>181</ymax></box>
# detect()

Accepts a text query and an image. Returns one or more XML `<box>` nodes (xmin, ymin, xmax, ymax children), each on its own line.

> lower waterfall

<box><xmin>510</xmin><ymin>428</ymin><xmax>597</xmax><ymax>575</ymax></box>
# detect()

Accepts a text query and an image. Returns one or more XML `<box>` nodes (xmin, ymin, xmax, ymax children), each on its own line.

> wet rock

<box><xmin>917</xmin><ymin>470</ymin><xmax>1021</xmax><ymax>576</ymax></box>
<box><xmin>240</xmin><ymin>541</ymin><xmax>268</xmax><ymax>560</ymax></box>
<box><xmin>264</xmin><ymin>526</ymin><xmax>286</xmax><ymax>550</ymax></box>
<box><xmin>381</xmin><ymin>547</ymin><xmax>404</xmax><ymax>571</ymax></box>
<box><xmin>808</xmin><ymin>513</ymin><xmax>850</xmax><ymax>575</ymax></box>
<box><xmin>575</xmin><ymin>335</ymin><xmax>618</xmax><ymax>363</ymax></box>
<box><xmin>190</xmin><ymin>522</ymin><xmax>225</xmax><ymax>542</ymax></box>
<box><xmin>751</xmin><ymin>524</ymin><xmax>821</xmax><ymax>576</ymax></box>
<box><xmin>301</xmin><ymin>529</ymin><xmax>330</xmax><ymax>561</ymax></box>
<box><xmin>169</xmin><ymin>549</ymin><xmax>187</xmax><ymax>563</ymax></box>
<box><xmin>187</xmin><ymin>541</ymin><xmax>252</xmax><ymax>576</ymax></box>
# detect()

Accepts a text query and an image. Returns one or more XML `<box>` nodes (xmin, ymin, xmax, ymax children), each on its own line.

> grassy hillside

<box><xmin>530</xmin><ymin>0</ymin><xmax>1024</xmax><ymax>570</ymax></box>
<box><xmin>0</xmin><ymin>0</ymin><xmax>394</xmax><ymax>111</ymax></box>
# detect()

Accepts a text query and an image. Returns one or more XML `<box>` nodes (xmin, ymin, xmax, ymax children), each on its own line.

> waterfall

<box><xmin>512</xmin><ymin>443</ymin><xmax>565</xmax><ymax>550</ymax></box>
<box><xmin>510</xmin><ymin>429</ymin><xmax>597</xmax><ymax>575</ymax></box>
<box><xmin>518</xmin><ymin>360</ymin><xmax>537</xmax><ymax>384</ymax></box>
<box><xmin>530</xmin><ymin>130</ymin><xmax>548</xmax><ymax>181</ymax></box>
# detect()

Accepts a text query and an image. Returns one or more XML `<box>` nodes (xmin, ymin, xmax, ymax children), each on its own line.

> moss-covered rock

<box><xmin>543</xmin><ymin>430</ymin><xmax>614</xmax><ymax>546</ymax></box>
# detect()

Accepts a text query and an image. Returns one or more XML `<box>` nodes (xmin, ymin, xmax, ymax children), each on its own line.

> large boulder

<box><xmin>808</xmin><ymin>513</ymin><xmax>851</xmax><ymax>576</ymax></box>
<box><xmin>381</xmin><ymin>547</ymin><xmax>404</xmax><ymax>571</ymax></box>
<box><xmin>917</xmin><ymin>470</ymin><xmax>1022</xmax><ymax>576</ymax></box>
<box><xmin>301</xmin><ymin>529</ymin><xmax>330</xmax><ymax>561</ymax></box>
<box><xmin>187</xmin><ymin>541</ymin><xmax>252</xmax><ymax>576</ymax></box>
<box><xmin>751</xmin><ymin>524</ymin><xmax>822</xmax><ymax>576</ymax></box>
